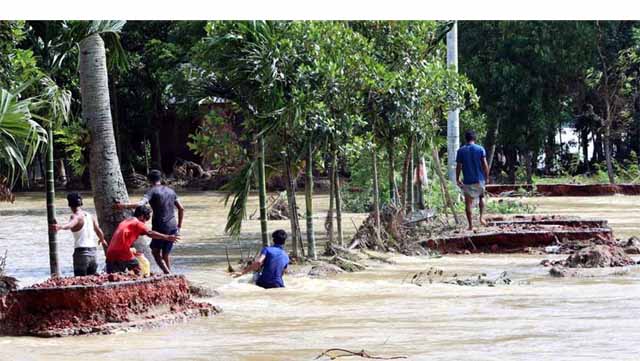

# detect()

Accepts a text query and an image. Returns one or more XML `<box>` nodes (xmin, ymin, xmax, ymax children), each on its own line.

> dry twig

<box><xmin>315</xmin><ymin>348</ymin><xmax>407</xmax><ymax>360</ymax></box>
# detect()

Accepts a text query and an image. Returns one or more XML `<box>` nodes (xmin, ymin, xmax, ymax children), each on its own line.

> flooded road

<box><xmin>2</xmin><ymin>193</ymin><xmax>640</xmax><ymax>360</ymax></box>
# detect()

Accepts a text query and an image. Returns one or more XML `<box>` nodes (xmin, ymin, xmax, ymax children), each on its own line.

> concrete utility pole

<box><xmin>446</xmin><ymin>21</ymin><xmax>460</xmax><ymax>183</ymax></box>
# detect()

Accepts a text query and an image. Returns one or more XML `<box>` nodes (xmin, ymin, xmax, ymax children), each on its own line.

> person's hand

<box><xmin>99</xmin><ymin>238</ymin><xmax>108</xmax><ymax>247</ymax></box>
<box><xmin>49</xmin><ymin>224</ymin><xmax>61</xmax><ymax>233</ymax></box>
<box><xmin>167</xmin><ymin>234</ymin><xmax>181</xmax><ymax>242</ymax></box>
<box><xmin>113</xmin><ymin>202</ymin><xmax>125</xmax><ymax>211</ymax></box>
<box><xmin>176</xmin><ymin>228</ymin><xmax>181</xmax><ymax>236</ymax></box>
<box><xmin>456</xmin><ymin>179</ymin><xmax>463</xmax><ymax>188</ymax></box>
<box><xmin>232</xmin><ymin>271</ymin><xmax>244</xmax><ymax>278</ymax></box>
<box><xmin>485</xmin><ymin>177</ymin><xmax>491</xmax><ymax>185</ymax></box>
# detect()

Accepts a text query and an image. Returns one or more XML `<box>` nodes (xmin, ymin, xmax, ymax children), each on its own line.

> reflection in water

<box><xmin>1</xmin><ymin>193</ymin><xmax>640</xmax><ymax>360</ymax></box>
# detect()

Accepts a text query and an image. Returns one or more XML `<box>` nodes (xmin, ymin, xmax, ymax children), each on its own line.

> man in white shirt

<box><xmin>50</xmin><ymin>193</ymin><xmax>107</xmax><ymax>276</ymax></box>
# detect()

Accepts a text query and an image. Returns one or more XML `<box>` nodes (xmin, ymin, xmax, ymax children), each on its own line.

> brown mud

<box><xmin>0</xmin><ymin>274</ymin><xmax>219</xmax><ymax>337</ymax></box>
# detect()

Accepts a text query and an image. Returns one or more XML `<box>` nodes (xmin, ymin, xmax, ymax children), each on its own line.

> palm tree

<box><xmin>75</xmin><ymin>21</ymin><xmax>130</xmax><ymax>241</ymax></box>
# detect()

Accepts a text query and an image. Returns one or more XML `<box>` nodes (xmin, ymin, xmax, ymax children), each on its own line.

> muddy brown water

<box><xmin>1</xmin><ymin>192</ymin><xmax>640</xmax><ymax>360</ymax></box>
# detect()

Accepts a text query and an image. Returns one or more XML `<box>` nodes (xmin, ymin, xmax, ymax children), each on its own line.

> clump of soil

<box><xmin>545</xmin><ymin>245</ymin><xmax>637</xmax><ymax>277</ymax></box>
<box><xmin>620</xmin><ymin>236</ymin><xmax>640</xmax><ymax>254</ymax></box>
<box><xmin>307</xmin><ymin>263</ymin><xmax>345</xmax><ymax>278</ymax></box>
<box><xmin>404</xmin><ymin>267</ymin><xmax>513</xmax><ymax>287</ymax></box>
<box><xmin>563</xmin><ymin>245</ymin><xmax>635</xmax><ymax>268</ymax></box>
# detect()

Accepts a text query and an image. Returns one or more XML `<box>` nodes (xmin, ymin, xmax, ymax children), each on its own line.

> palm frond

<box><xmin>221</xmin><ymin>160</ymin><xmax>257</xmax><ymax>237</ymax></box>
<box><xmin>0</xmin><ymin>87</ymin><xmax>47</xmax><ymax>187</ymax></box>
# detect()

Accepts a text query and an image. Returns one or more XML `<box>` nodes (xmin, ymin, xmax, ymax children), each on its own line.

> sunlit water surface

<box><xmin>1</xmin><ymin>192</ymin><xmax>640</xmax><ymax>360</ymax></box>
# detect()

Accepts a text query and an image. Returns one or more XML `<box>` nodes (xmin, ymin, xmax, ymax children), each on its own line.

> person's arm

<box><xmin>49</xmin><ymin>214</ymin><xmax>80</xmax><ymax>232</ymax></box>
<box><xmin>92</xmin><ymin>216</ymin><xmax>108</xmax><ymax>247</ymax></box>
<box><xmin>113</xmin><ymin>191</ymin><xmax>151</xmax><ymax>210</ymax></box>
<box><xmin>175</xmin><ymin>199</ymin><xmax>184</xmax><ymax>231</ymax></box>
<box><xmin>482</xmin><ymin>157</ymin><xmax>491</xmax><ymax>184</ymax></box>
<box><xmin>233</xmin><ymin>253</ymin><xmax>266</xmax><ymax>277</ymax></box>
<box><xmin>146</xmin><ymin>229</ymin><xmax>180</xmax><ymax>242</ymax></box>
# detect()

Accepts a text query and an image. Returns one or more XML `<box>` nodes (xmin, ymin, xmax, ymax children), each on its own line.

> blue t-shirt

<box><xmin>256</xmin><ymin>245</ymin><xmax>289</xmax><ymax>288</ymax></box>
<box><xmin>456</xmin><ymin>143</ymin><xmax>486</xmax><ymax>185</ymax></box>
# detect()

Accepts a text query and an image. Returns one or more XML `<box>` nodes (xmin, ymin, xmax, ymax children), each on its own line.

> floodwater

<box><xmin>1</xmin><ymin>192</ymin><xmax>640</xmax><ymax>360</ymax></box>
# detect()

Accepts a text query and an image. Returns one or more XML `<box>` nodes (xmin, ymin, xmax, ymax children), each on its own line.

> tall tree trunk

<box><xmin>604</xmin><ymin>107</ymin><xmax>616</xmax><ymax>184</ymax></box>
<box><xmin>581</xmin><ymin>129</ymin><xmax>590</xmax><ymax>172</ymax></box>
<box><xmin>371</xmin><ymin>143</ymin><xmax>381</xmax><ymax>244</ymax></box>
<box><xmin>333</xmin><ymin>148</ymin><xmax>344</xmax><ymax>247</ymax></box>
<box><xmin>446</xmin><ymin>21</ymin><xmax>460</xmax><ymax>183</ymax></box>
<box><xmin>305</xmin><ymin>139</ymin><xmax>316</xmax><ymax>260</ymax></box>
<box><xmin>79</xmin><ymin>33</ymin><xmax>130</xmax><ymax>242</ymax></box>
<box><xmin>401</xmin><ymin>135</ymin><xmax>414</xmax><ymax>212</ymax></box>
<box><xmin>283</xmin><ymin>139</ymin><xmax>303</xmax><ymax>258</ymax></box>
<box><xmin>45</xmin><ymin>124</ymin><xmax>59</xmax><ymax>276</ymax></box>
<box><xmin>431</xmin><ymin>146</ymin><xmax>459</xmax><ymax>225</ymax></box>
<box><xmin>415</xmin><ymin>146</ymin><xmax>425</xmax><ymax>210</ymax></box>
<box><xmin>109</xmin><ymin>76</ymin><xmax>121</xmax><ymax>162</ymax></box>
<box><xmin>523</xmin><ymin>150</ymin><xmax>534</xmax><ymax>184</ymax></box>
<box><xmin>326</xmin><ymin>155</ymin><xmax>335</xmax><ymax>244</ymax></box>
<box><xmin>387</xmin><ymin>140</ymin><xmax>398</xmax><ymax>205</ymax></box>
<box><xmin>485</xmin><ymin>118</ymin><xmax>500</xmax><ymax>171</ymax></box>
<box><xmin>257</xmin><ymin>136</ymin><xmax>268</xmax><ymax>247</ymax></box>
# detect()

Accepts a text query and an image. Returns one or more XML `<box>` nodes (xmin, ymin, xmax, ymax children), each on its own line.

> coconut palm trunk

<box><xmin>79</xmin><ymin>33</ymin><xmax>129</xmax><ymax>241</ymax></box>
<box><xmin>45</xmin><ymin>124</ymin><xmax>59</xmax><ymax>276</ymax></box>
<box><xmin>257</xmin><ymin>136</ymin><xmax>269</xmax><ymax>247</ymax></box>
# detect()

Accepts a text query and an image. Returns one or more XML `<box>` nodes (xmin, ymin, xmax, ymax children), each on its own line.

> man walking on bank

<box><xmin>114</xmin><ymin>170</ymin><xmax>184</xmax><ymax>274</ymax></box>
<box><xmin>456</xmin><ymin>130</ymin><xmax>490</xmax><ymax>231</ymax></box>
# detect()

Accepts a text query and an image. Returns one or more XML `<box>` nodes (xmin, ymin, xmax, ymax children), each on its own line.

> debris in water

<box><xmin>315</xmin><ymin>348</ymin><xmax>407</xmax><ymax>360</ymax></box>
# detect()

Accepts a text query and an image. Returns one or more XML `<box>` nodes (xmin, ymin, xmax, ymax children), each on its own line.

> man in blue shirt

<box><xmin>456</xmin><ymin>130</ymin><xmax>491</xmax><ymax>231</ymax></box>
<box><xmin>234</xmin><ymin>229</ymin><xmax>290</xmax><ymax>288</ymax></box>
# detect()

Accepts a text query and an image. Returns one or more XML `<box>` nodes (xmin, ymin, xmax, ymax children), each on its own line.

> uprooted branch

<box><xmin>315</xmin><ymin>348</ymin><xmax>407</xmax><ymax>360</ymax></box>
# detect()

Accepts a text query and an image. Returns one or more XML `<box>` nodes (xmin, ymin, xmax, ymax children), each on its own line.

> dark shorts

<box><xmin>106</xmin><ymin>258</ymin><xmax>140</xmax><ymax>274</ymax></box>
<box><xmin>149</xmin><ymin>229</ymin><xmax>177</xmax><ymax>254</ymax></box>
<box><xmin>73</xmin><ymin>248</ymin><xmax>98</xmax><ymax>276</ymax></box>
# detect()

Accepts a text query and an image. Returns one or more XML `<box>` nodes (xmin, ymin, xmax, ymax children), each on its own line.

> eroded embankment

<box><xmin>422</xmin><ymin>215</ymin><xmax>613</xmax><ymax>254</ymax></box>
<box><xmin>0</xmin><ymin>274</ymin><xmax>220</xmax><ymax>337</ymax></box>
<box><xmin>486</xmin><ymin>183</ymin><xmax>640</xmax><ymax>197</ymax></box>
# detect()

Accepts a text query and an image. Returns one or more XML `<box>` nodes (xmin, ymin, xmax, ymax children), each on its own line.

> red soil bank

<box><xmin>486</xmin><ymin>183</ymin><xmax>640</xmax><ymax>197</ymax></box>
<box><xmin>485</xmin><ymin>184</ymin><xmax>534</xmax><ymax>195</ymax></box>
<box><xmin>0</xmin><ymin>274</ymin><xmax>219</xmax><ymax>337</ymax></box>
<box><xmin>423</xmin><ymin>216</ymin><xmax>614</xmax><ymax>254</ymax></box>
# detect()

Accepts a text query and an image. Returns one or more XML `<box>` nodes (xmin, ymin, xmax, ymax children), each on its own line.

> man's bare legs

<box><xmin>464</xmin><ymin>194</ymin><xmax>474</xmax><ymax>230</ymax></box>
<box><xmin>152</xmin><ymin>248</ymin><xmax>171</xmax><ymax>274</ymax></box>
<box><xmin>162</xmin><ymin>251</ymin><xmax>171</xmax><ymax>273</ymax></box>
<box><xmin>479</xmin><ymin>195</ymin><xmax>486</xmax><ymax>226</ymax></box>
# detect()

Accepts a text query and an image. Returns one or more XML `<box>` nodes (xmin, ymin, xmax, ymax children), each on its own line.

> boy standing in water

<box><xmin>233</xmin><ymin>230</ymin><xmax>290</xmax><ymax>289</ymax></box>
<box><xmin>114</xmin><ymin>170</ymin><xmax>184</xmax><ymax>274</ymax></box>
<box><xmin>456</xmin><ymin>130</ymin><xmax>491</xmax><ymax>231</ymax></box>
<box><xmin>50</xmin><ymin>193</ymin><xmax>107</xmax><ymax>276</ymax></box>
<box><xmin>106</xmin><ymin>206</ymin><xmax>179</xmax><ymax>274</ymax></box>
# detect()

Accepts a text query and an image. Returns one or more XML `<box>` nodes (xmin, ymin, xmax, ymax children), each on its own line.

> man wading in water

<box><xmin>50</xmin><ymin>193</ymin><xmax>107</xmax><ymax>276</ymax></box>
<box><xmin>456</xmin><ymin>130</ymin><xmax>491</xmax><ymax>231</ymax></box>
<box><xmin>106</xmin><ymin>206</ymin><xmax>179</xmax><ymax>274</ymax></box>
<box><xmin>114</xmin><ymin>170</ymin><xmax>184</xmax><ymax>274</ymax></box>
<box><xmin>233</xmin><ymin>230</ymin><xmax>290</xmax><ymax>289</ymax></box>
